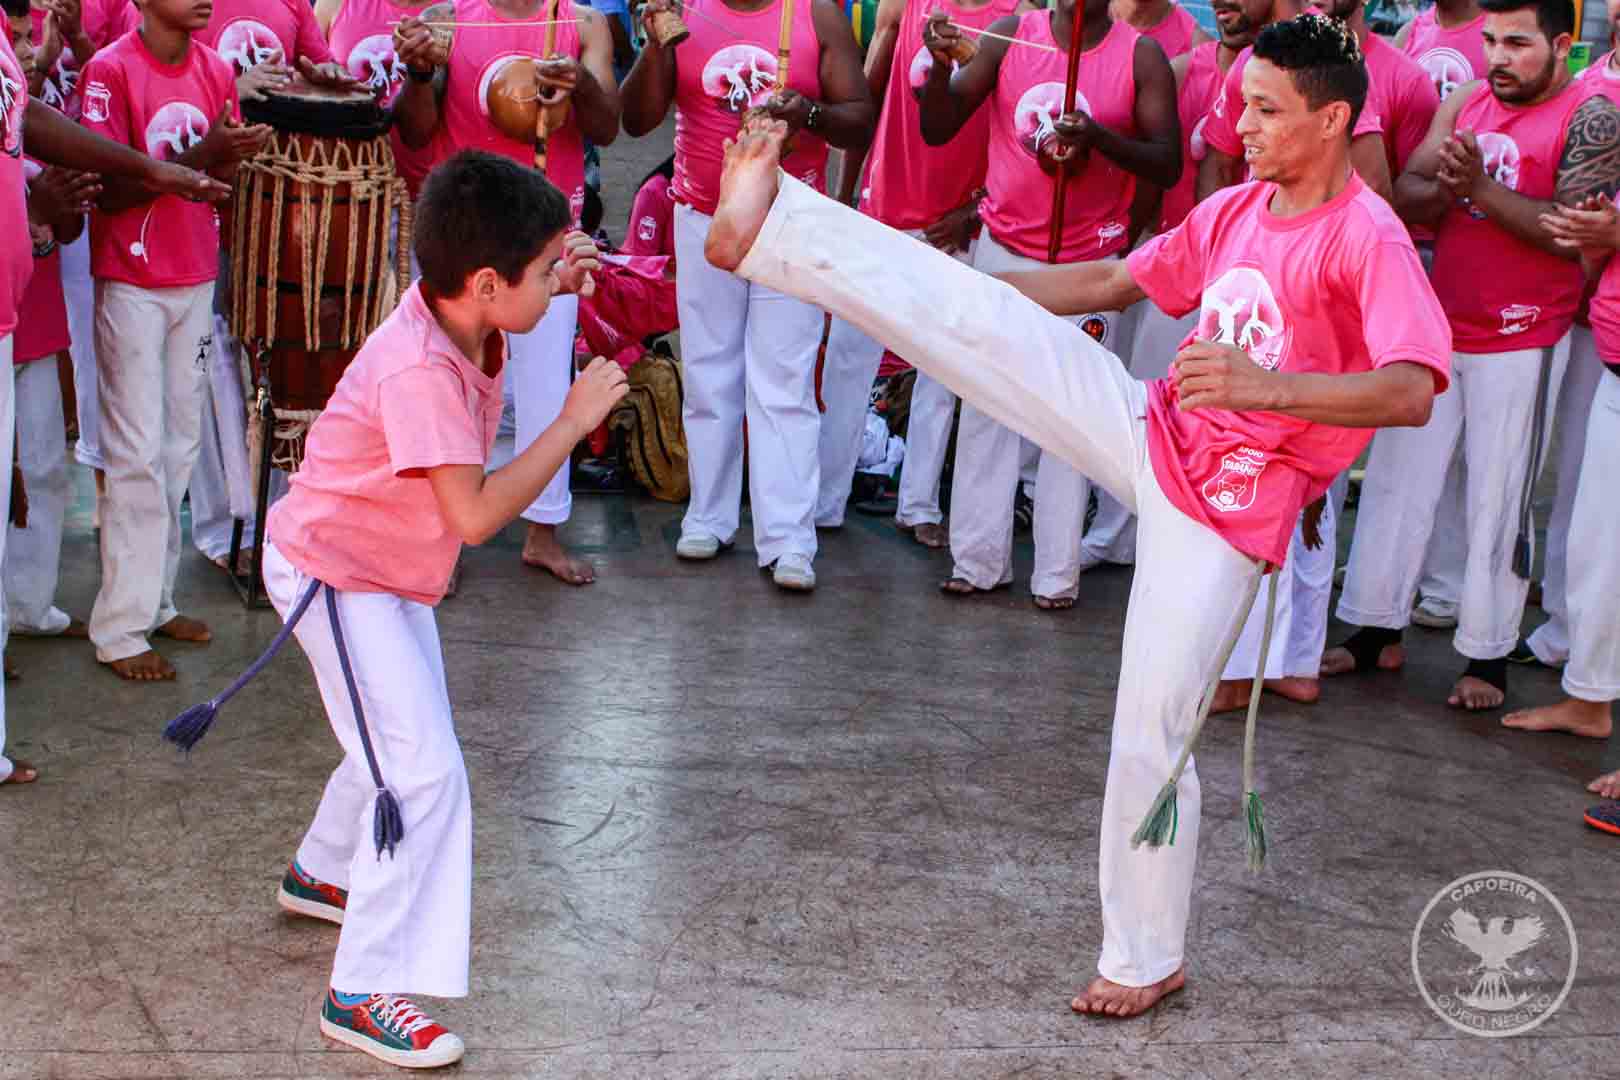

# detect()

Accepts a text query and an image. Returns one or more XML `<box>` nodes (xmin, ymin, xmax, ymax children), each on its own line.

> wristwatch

<box><xmin>805</xmin><ymin>101</ymin><xmax>823</xmax><ymax>132</ymax></box>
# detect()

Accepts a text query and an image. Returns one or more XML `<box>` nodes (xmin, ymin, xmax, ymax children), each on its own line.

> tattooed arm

<box><xmin>1454</xmin><ymin>94</ymin><xmax>1620</xmax><ymax>259</ymax></box>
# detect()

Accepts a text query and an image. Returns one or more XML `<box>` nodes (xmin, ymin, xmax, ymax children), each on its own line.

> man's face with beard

<box><xmin>1304</xmin><ymin>0</ymin><xmax>1361</xmax><ymax>22</ymax></box>
<box><xmin>1482</xmin><ymin>8</ymin><xmax>1569</xmax><ymax>104</ymax></box>
<box><xmin>1213</xmin><ymin>0</ymin><xmax>1279</xmax><ymax>48</ymax></box>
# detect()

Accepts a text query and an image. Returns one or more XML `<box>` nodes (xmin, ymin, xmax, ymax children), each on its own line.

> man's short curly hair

<box><xmin>1252</xmin><ymin>14</ymin><xmax>1370</xmax><ymax>135</ymax></box>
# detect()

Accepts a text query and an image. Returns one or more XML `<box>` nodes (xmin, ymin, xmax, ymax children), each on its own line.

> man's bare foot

<box><xmin>1</xmin><ymin>757</ymin><xmax>39</xmax><ymax>785</ymax></box>
<box><xmin>1449</xmin><ymin>676</ymin><xmax>1504</xmax><ymax>711</ymax></box>
<box><xmin>1209</xmin><ymin>676</ymin><xmax>1319</xmax><ymax>716</ymax></box>
<box><xmin>3</xmin><ymin>653</ymin><xmax>16</xmax><ymax>681</ymax></box>
<box><xmin>62</xmin><ymin>618</ymin><xmax>88</xmax><ymax>639</ymax></box>
<box><xmin>704</xmin><ymin>115</ymin><xmax>789</xmax><ymax>273</ymax></box>
<box><xmin>1503</xmin><ymin>697</ymin><xmax>1613</xmax><ymax>738</ymax></box>
<box><xmin>522</xmin><ymin>523</ymin><xmax>595</xmax><ymax>586</ymax></box>
<box><xmin>1588</xmin><ymin>768</ymin><xmax>1620</xmax><ymax>800</ymax></box>
<box><xmin>1210</xmin><ymin>679</ymin><xmax>1252</xmax><ymax>714</ymax></box>
<box><xmin>1266</xmin><ymin>676</ymin><xmax>1320</xmax><ymax>704</ymax></box>
<box><xmin>105</xmin><ymin>650</ymin><xmax>177</xmax><ymax>681</ymax></box>
<box><xmin>898</xmin><ymin>521</ymin><xmax>947</xmax><ymax>549</ymax></box>
<box><xmin>1071</xmin><ymin>969</ymin><xmax>1186</xmax><ymax>1018</ymax></box>
<box><xmin>155</xmin><ymin>615</ymin><xmax>212</xmax><ymax>643</ymax></box>
<box><xmin>1320</xmin><ymin>642</ymin><xmax>1404</xmax><ymax>676</ymax></box>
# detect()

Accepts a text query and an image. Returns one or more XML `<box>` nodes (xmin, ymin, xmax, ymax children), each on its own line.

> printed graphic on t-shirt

<box><xmin>217</xmin><ymin>18</ymin><xmax>285</xmax><ymax>75</ymax></box>
<box><xmin>1499</xmin><ymin>303</ymin><xmax>1540</xmax><ymax>335</ymax></box>
<box><xmin>347</xmin><ymin>34</ymin><xmax>408</xmax><ymax>104</ymax></box>
<box><xmin>83</xmin><ymin>78</ymin><xmax>111</xmax><ymax>123</ymax></box>
<box><xmin>1478</xmin><ymin>132</ymin><xmax>1520</xmax><ymax>188</ymax></box>
<box><xmin>1189</xmin><ymin>113</ymin><xmax>1209</xmax><ymax>160</ymax></box>
<box><xmin>637</xmin><ymin>214</ymin><xmax>658</xmax><ymax>241</ymax></box>
<box><xmin>41</xmin><ymin>48</ymin><xmax>78</xmax><ymax>113</ymax></box>
<box><xmin>1418</xmin><ymin>47</ymin><xmax>1472</xmax><ymax>100</ymax></box>
<box><xmin>1203</xmin><ymin>447</ymin><xmax>1268</xmax><ymax>513</ymax></box>
<box><xmin>1197</xmin><ymin>266</ymin><xmax>1289</xmax><ymax>370</ymax></box>
<box><xmin>1015</xmin><ymin>82</ymin><xmax>1091</xmax><ymax>157</ymax></box>
<box><xmin>0</xmin><ymin>46</ymin><xmax>23</xmax><ymax>158</ymax></box>
<box><xmin>146</xmin><ymin>101</ymin><xmax>210</xmax><ymax>160</ymax></box>
<box><xmin>907</xmin><ymin>44</ymin><xmax>964</xmax><ymax>90</ymax></box>
<box><xmin>701</xmin><ymin>44</ymin><xmax>778</xmax><ymax>113</ymax></box>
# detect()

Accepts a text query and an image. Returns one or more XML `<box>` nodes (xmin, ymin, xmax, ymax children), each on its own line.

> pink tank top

<box><xmin>860</xmin><ymin>0</ymin><xmax>1020</xmax><ymax>229</ymax></box>
<box><xmin>198</xmin><ymin>0</ymin><xmax>335</xmax><ymax>75</ymax></box>
<box><xmin>1430</xmin><ymin>80</ymin><xmax>1591</xmax><ymax>352</ymax></box>
<box><xmin>672</xmin><ymin>0</ymin><xmax>826</xmax><ymax>216</ymax></box>
<box><xmin>329</xmin><ymin>0</ymin><xmax>438</xmax><ymax>195</ymax></box>
<box><xmin>979</xmin><ymin>13</ymin><xmax>1139</xmax><ymax>262</ymax></box>
<box><xmin>1139</xmin><ymin>3</ymin><xmax>1199</xmax><ymax>60</ymax></box>
<box><xmin>1587</xmin><ymin>252</ymin><xmax>1620</xmax><ymax>370</ymax></box>
<box><xmin>1159</xmin><ymin>39</ymin><xmax>1221</xmax><ymax>232</ymax></box>
<box><xmin>429</xmin><ymin>0</ymin><xmax>587</xmax><ymax>222</ymax></box>
<box><xmin>1401</xmin><ymin>9</ymin><xmax>1487</xmax><ymax>101</ymax></box>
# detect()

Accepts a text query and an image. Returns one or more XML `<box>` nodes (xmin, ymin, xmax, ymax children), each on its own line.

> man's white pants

<box><xmin>1527</xmin><ymin>324</ymin><xmax>1604</xmax><ymax>665</ymax></box>
<box><xmin>1223</xmin><ymin>495</ymin><xmax>1336</xmax><ymax>680</ymax></box>
<box><xmin>89</xmin><ymin>280</ymin><xmax>213</xmax><ymax>663</ymax></box>
<box><xmin>1339</xmin><ymin>341</ymin><xmax>1568</xmax><ymax>660</ymax></box>
<box><xmin>263</xmin><ymin>541</ymin><xmax>471</xmax><ymax>997</ymax></box>
<box><xmin>0</xmin><ymin>340</ymin><xmax>15</xmax><ymax>782</ymax></box>
<box><xmin>1561</xmin><ymin>369</ymin><xmax>1620</xmax><ymax>700</ymax></box>
<box><xmin>738</xmin><ymin>175</ymin><xmax>1264</xmax><ymax>984</ymax></box>
<box><xmin>61</xmin><ymin>233</ymin><xmax>103</xmax><ymax>471</ymax></box>
<box><xmin>1415</xmin><ymin>454</ymin><xmax>1467</xmax><ymax>613</ymax></box>
<box><xmin>950</xmin><ymin>233</ymin><xmax>1117</xmax><ymax>600</ymax></box>
<box><xmin>510</xmin><ymin>293</ymin><xmax>579</xmax><ymax>525</ymax></box>
<box><xmin>818</xmin><ymin>229</ymin><xmax>978</xmax><ymax>528</ymax></box>
<box><xmin>6</xmin><ymin>357</ymin><xmax>72</xmax><ymax>635</ymax></box>
<box><xmin>675</xmin><ymin>203</ymin><xmax>822</xmax><ymax>564</ymax></box>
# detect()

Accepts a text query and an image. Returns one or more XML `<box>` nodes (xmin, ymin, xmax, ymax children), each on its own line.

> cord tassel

<box><xmin>1242</xmin><ymin>572</ymin><xmax>1280</xmax><ymax>872</ymax></box>
<box><xmin>325</xmin><ymin>587</ymin><xmax>405</xmax><ymax>859</ymax></box>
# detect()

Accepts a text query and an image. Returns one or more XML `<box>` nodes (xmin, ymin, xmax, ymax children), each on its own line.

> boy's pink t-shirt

<box><xmin>1401</xmin><ymin>8</ymin><xmax>1486</xmax><ymax>101</ymax></box>
<box><xmin>979</xmin><ymin>14</ymin><xmax>1141</xmax><ymax>262</ymax></box>
<box><xmin>1363</xmin><ymin>33</ymin><xmax>1438</xmax><ymax>177</ymax></box>
<box><xmin>197</xmin><ymin>0</ymin><xmax>335</xmax><ymax>75</ymax></box>
<box><xmin>0</xmin><ymin>33</ymin><xmax>32</xmax><ymax>339</ymax></box>
<box><xmin>623</xmin><ymin>172</ymin><xmax>675</xmax><ymax>257</ymax></box>
<box><xmin>429</xmin><ymin>0</ymin><xmax>587</xmax><ymax>223</ymax></box>
<box><xmin>1159</xmin><ymin>39</ymin><xmax>1223</xmax><ymax>232</ymax></box>
<box><xmin>1202</xmin><ymin>45</ymin><xmax>1384</xmax><ymax>161</ymax></box>
<box><xmin>858</xmin><ymin>0</ymin><xmax>1020</xmax><ymax>231</ymax></box>
<box><xmin>1138</xmin><ymin>2</ymin><xmax>1201</xmax><ymax>60</ymax></box>
<box><xmin>16</xmin><ymin>162</ymin><xmax>69</xmax><ymax>360</ymax></box>
<box><xmin>267</xmin><ymin>283</ymin><xmax>506</xmax><ymax>606</ymax></box>
<box><xmin>80</xmin><ymin>32</ymin><xmax>237</xmax><ymax>288</ymax></box>
<box><xmin>1126</xmin><ymin>175</ymin><xmax>1452</xmax><ymax>566</ymax></box>
<box><xmin>672</xmin><ymin>0</ymin><xmax>827</xmax><ymax>216</ymax></box>
<box><xmin>329</xmin><ymin>0</ymin><xmax>437</xmax><ymax>194</ymax></box>
<box><xmin>577</xmin><ymin>253</ymin><xmax>678</xmax><ymax>369</ymax></box>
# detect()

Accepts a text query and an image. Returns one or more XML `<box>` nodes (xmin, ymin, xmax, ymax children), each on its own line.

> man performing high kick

<box><xmin>704</xmin><ymin>15</ymin><xmax>1450</xmax><ymax>1017</ymax></box>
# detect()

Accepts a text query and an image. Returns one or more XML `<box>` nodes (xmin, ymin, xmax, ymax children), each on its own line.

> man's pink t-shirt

<box><xmin>1363</xmin><ymin>33</ymin><xmax>1437</xmax><ymax>177</ymax></box>
<box><xmin>0</xmin><ymin>32</ymin><xmax>32</xmax><ymax>340</ymax></box>
<box><xmin>329</xmin><ymin>0</ymin><xmax>437</xmax><ymax>194</ymax></box>
<box><xmin>1401</xmin><ymin>8</ymin><xmax>1486</xmax><ymax>101</ymax></box>
<box><xmin>197</xmin><ymin>0</ymin><xmax>335</xmax><ymax>76</ymax></box>
<box><xmin>980</xmin><ymin>14</ymin><xmax>1141</xmax><ymax>262</ymax></box>
<box><xmin>80</xmin><ymin>32</ymin><xmax>237</xmax><ymax>289</ymax></box>
<box><xmin>1138</xmin><ymin>2</ymin><xmax>1202</xmax><ymax>60</ymax></box>
<box><xmin>1159</xmin><ymin>39</ymin><xmax>1223</xmax><ymax>232</ymax></box>
<box><xmin>672</xmin><ymin>0</ymin><xmax>827</xmax><ymax>216</ymax></box>
<box><xmin>858</xmin><ymin>0</ymin><xmax>1020</xmax><ymax>230</ymax></box>
<box><xmin>1126</xmin><ymin>175</ymin><xmax>1452</xmax><ymax>566</ymax></box>
<box><xmin>267</xmin><ymin>283</ymin><xmax>506</xmax><ymax>606</ymax></box>
<box><xmin>1202</xmin><ymin>45</ymin><xmax>1384</xmax><ymax>161</ymax></box>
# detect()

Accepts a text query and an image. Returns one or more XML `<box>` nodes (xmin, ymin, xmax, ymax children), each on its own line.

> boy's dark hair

<box><xmin>1478</xmin><ymin>0</ymin><xmax>1575</xmax><ymax>42</ymax></box>
<box><xmin>1</xmin><ymin>0</ymin><xmax>29</xmax><ymax>19</ymax></box>
<box><xmin>1253</xmin><ymin>14</ymin><xmax>1369</xmax><ymax>134</ymax></box>
<box><xmin>414</xmin><ymin>150</ymin><xmax>571</xmax><ymax>299</ymax></box>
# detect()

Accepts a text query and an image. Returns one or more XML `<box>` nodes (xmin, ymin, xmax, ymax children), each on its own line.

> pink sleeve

<box><xmin>78</xmin><ymin>53</ymin><xmax>129</xmax><ymax>146</ymax></box>
<box><xmin>1395</xmin><ymin>75</ymin><xmax>1438</xmax><ymax>171</ymax></box>
<box><xmin>1358</xmin><ymin>239</ymin><xmax>1452</xmax><ymax>392</ymax></box>
<box><xmin>291</xmin><ymin>0</ymin><xmax>336</xmax><ymax>65</ymax></box>
<box><xmin>1125</xmin><ymin>205</ymin><xmax>1209</xmax><ymax>318</ymax></box>
<box><xmin>1353</xmin><ymin>102</ymin><xmax>1383</xmax><ymax>138</ymax></box>
<box><xmin>1201</xmin><ymin>57</ymin><xmax>1244</xmax><ymax>157</ymax></box>
<box><xmin>377</xmin><ymin>364</ymin><xmax>489</xmax><ymax>476</ymax></box>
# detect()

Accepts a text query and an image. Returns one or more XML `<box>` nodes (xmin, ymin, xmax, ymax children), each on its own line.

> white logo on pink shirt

<box><xmin>701</xmin><ymin>44</ymin><xmax>778</xmax><ymax>113</ymax></box>
<box><xmin>907</xmin><ymin>44</ymin><xmax>965</xmax><ymax>90</ymax></box>
<box><xmin>1015</xmin><ymin>82</ymin><xmax>1092</xmax><ymax>158</ymax></box>
<box><xmin>145</xmin><ymin>101</ymin><xmax>210</xmax><ymax>161</ymax></box>
<box><xmin>83</xmin><ymin>79</ymin><xmax>110</xmax><ymax>123</ymax></box>
<box><xmin>1418</xmin><ymin>47</ymin><xmax>1472</xmax><ymax>100</ymax></box>
<box><xmin>1198</xmin><ymin>266</ymin><xmax>1289</xmax><ymax>370</ymax></box>
<box><xmin>1189</xmin><ymin>113</ymin><xmax>1210</xmax><ymax>161</ymax></box>
<box><xmin>42</xmin><ymin>50</ymin><xmax>78</xmax><ymax>113</ymax></box>
<box><xmin>1203</xmin><ymin>447</ymin><xmax>1268</xmax><ymax>513</ymax></box>
<box><xmin>1478</xmin><ymin>132</ymin><xmax>1521</xmax><ymax>189</ymax></box>
<box><xmin>217</xmin><ymin>18</ymin><xmax>285</xmax><ymax>76</ymax></box>
<box><xmin>1499</xmin><ymin>303</ymin><xmax>1541</xmax><ymax>335</ymax></box>
<box><xmin>637</xmin><ymin>215</ymin><xmax>657</xmax><ymax>241</ymax></box>
<box><xmin>0</xmin><ymin>47</ymin><xmax>22</xmax><ymax>157</ymax></box>
<box><xmin>347</xmin><ymin>34</ymin><xmax>408</xmax><ymax>104</ymax></box>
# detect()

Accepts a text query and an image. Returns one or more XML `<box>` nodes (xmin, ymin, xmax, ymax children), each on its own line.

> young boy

<box><xmin>262</xmin><ymin>150</ymin><xmax>626</xmax><ymax>1070</ymax></box>
<box><xmin>79</xmin><ymin>0</ymin><xmax>269</xmax><ymax>681</ymax></box>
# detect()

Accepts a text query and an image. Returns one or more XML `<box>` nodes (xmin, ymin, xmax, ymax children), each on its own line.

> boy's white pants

<box><xmin>60</xmin><ymin>233</ymin><xmax>103</xmax><ymax>471</ymax></box>
<box><xmin>89</xmin><ymin>280</ymin><xmax>213</xmax><ymax>663</ymax></box>
<box><xmin>675</xmin><ymin>203</ymin><xmax>823</xmax><ymax>565</ymax></box>
<box><xmin>1561</xmin><ymin>369</ymin><xmax>1620</xmax><ymax>700</ymax></box>
<box><xmin>1223</xmin><ymin>495</ymin><xmax>1336</xmax><ymax>680</ymax></box>
<box><xmin>737</xmin><ymin>175</ymin><xmax>1264</xmax><ymax>985</ymax></box>
<box><xmin>509</xmin><ymin>293</ymin><xmax>579</xmax><ymax>526</ymax></box>
<box><xmin>950</xmin><ymin>233</ymin><xmax>1117</xmax><ymax>600</ymax></box>
<box><xmin>263</xmin><ymin>540</ymin><xmax>472</xmax><ymax>996</ymax></box>
<box><xmin>1339</xmin><ymin>341</ymin><xmax>1568</xmax><ymax>660</ymax></box>
<box><xmin>818</xmin><ymin>229</ymin><xmax>978</xmax><ymax>528</ymax></box>
<box><xmin>6</xmin><ymin>356</ymin><xmax>72</xmax><ymax>635</ymax></box>
<box><xmin>1527</xmin><ymin>324</ymin><xmax>1604</xmax><ymax>665</ymax></box>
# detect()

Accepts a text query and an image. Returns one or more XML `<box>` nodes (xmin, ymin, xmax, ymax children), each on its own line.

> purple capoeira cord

<box><xmin>163</xmin><ymin>577</ymin><xmax>405</xmax><ymax>859</ymax></box>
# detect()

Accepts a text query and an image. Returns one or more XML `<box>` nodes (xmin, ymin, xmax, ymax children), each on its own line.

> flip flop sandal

<box><xmin>1032</xmin><ymin>595</ymin><xmax>1075</xmax><ymax>611</ymax></box>
<box><xmin>1583</xmin><ymin>801</ymin><xmax>1620</xmax><ymax>836</ymax></box>
<box><xmin>940</xmin><ymin>577</ymin><xmax>1009</xmax><ymax>596</ymax></box>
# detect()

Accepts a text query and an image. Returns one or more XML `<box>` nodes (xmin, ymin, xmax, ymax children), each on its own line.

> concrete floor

<box><xmin>1</xmin><ymin>475</ymin><xmax>1617</xmax><ymax>1079</ymax></box>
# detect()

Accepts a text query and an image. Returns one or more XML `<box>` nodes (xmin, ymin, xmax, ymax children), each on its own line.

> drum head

<box><xmin>242</xmin><ymin>78</ymin><xmax>391</xmax><ymax>139</ymax></box>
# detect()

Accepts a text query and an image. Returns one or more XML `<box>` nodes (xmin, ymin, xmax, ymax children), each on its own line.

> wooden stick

<box><xmin>397</xmin><ymin>18</ymin><xmax>580</xmax><ymax>28</ymax></box>
<box><xmin>949</xmin><ymin>23</ymin><xmax>1060</xmax><ymax>53</ymax></box>
<box><xmin>776</xmin><ymin>0</ymin><xmax>796</xmax><ymax>92</ymax></box>
<box><xmin>1047</xmin><ymin>11</ymin><xmax>1084</xmax><ymax>264</ymax></box>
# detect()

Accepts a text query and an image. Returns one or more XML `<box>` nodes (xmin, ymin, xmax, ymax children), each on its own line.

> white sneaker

<box><xmin>1412</xmin><ymin>596</ymin><xmax>1459</xmax><ymax>629</ymax></box>
<box><xmin>676</xmin><ymin>532</ymin><xmax>725</xmax><ymax>560</ymax></box>
<box><xmin>772</xmin><ymin>553</ymin><xmax>817</xmax><ymax>591</ymax></box>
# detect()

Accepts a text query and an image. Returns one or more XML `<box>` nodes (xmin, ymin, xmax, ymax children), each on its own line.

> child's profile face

<box><xmin>7</xmin><ymin>15</ymin><xmax>40</xmax><ymax>97</ymax></box>
<box><xmin>489</xmin><ymin>232</ymin><xmax>567</xmax><ymax>335</ymax></box>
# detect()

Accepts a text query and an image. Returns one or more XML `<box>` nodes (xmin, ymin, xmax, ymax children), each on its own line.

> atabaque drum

<box><xmin>229</xmin><ymin>78</ymin><xmax>400</xmax><ymax>418</ymax></box>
